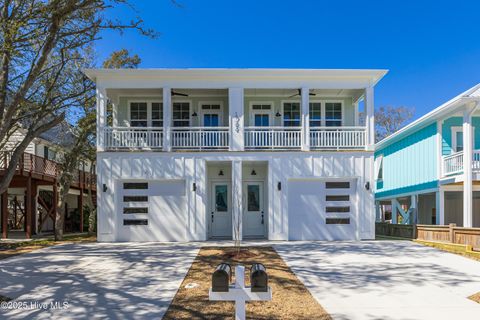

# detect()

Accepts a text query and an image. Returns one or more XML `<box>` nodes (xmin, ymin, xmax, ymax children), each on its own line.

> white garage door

<box><xmin>117</xmin><ymin>180</ymin><xmax>187</xmax><ymax>242</ymax></box>
<box><xmin>288</xmin><ymin>179</ymin><xmax>357</xmax><ymax>241</ymax></box>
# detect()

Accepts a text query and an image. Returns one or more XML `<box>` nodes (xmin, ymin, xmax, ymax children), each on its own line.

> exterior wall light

<box><xmin>103</xmin><ymin>184</ymin><xmax>108</xmax><ymax>192</ymax></box>
<box><xmin>364</xmin><ymin>182</ymin><xmax>370</xmax><ymax>190</ymax></box>
<box><xmin>277</xmin><ymin>182</ymin><xmax>281</xmax><ymax>191</ymax></box>
<box><xmin>219</xmin><ymin>169</ymin><xmax>224</xmax><ymax>176</ymax></box>
<box><xmin>251</xmin><ymin>169</ymin><xmax>257</xmax><ymax>176</ymax></box>
<box><xmin>193</xmin><ymin>182</ymin><xmax>197</xmax><ymax>192</ymax></box>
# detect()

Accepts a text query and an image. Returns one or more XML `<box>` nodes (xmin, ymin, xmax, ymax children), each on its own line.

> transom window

<box><xmin>283</xmin><ymin>102</ymin><xmax>300</xmax><ymax>127</ymax></box>
<box><xmin>130</xmin><ymin>102</ymin><xmax>148</xmax><ymax>127</ymax></box>
<box><xmin>202</xmin><ymin>104</ymin><xmax>221</xmax><ymax>110</ymax></box>
<box><xmin>325</xmin><ymin>102</ymin><xmax>342</xmax><ymax>127</ymax></box>
<box><xmin>173</xmin><ymin>102</ymin><xmax>190</xmax><ymax>127</ymax></box>
<box><xmin>252</xmin><ymin>104</ymin><xmax>271</xmax><ymax>110</ymax></box>
<box><xmin>309</xmin><ymin>102</ymin><xmax>322</xmax><ymax>127</ymax></box>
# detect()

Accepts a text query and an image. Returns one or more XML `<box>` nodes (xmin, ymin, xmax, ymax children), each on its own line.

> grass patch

<box><xmin>469</xmin><ymin>292</ymin><xmax>480</xmax><ymax>304</ymax></box>
<box><xmin>413</xmin><ymin>240</ymin><xmax>480</xmax><ymax>262</ymax></box>
<box><xmin>0</xmin><ymin>234</ymin><xmax>96</xmax><ymax>260</ymax></box>
<box><xmin>163</xmin><ymin>246</ymin><xmax>331</xmax><ymax>320</ymax></box>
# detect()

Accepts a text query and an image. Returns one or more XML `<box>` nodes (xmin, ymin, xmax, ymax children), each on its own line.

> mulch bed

<box><xmin>468</xmin><ymin>292</ymin><xmax>480</xmax><ymax>304</ymax></box>
<box><xmin>163</xmin><ymin>246</ymin><xmax>331</xmax><ymax>320</ymax></box>
<box><xmin>0</xmin><ymin>234</ymin><xmax>96</xmax><ymax>260</ymax></box>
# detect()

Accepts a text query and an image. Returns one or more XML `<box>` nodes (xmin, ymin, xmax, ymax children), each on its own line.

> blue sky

<box><xmin>97</xmin><ymin>0</ymin><xmax>480</xmax><ymax>121</ymax></box>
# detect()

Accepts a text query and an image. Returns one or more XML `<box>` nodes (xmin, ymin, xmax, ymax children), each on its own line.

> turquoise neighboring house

<box><xmin>374</xmin><ymin>84</ymin><xmax>480</xmax><ymax>228</ymax></box>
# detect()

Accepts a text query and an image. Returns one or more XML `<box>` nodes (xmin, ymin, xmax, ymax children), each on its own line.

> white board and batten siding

<box><xmin>97</xmin><ymin>152</ymin><xmax>375</xmax><ymax>242</ymax></box>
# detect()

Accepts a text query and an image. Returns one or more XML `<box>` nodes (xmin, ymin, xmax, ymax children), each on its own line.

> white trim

<box><xmin>375</xmin><ymin>188</ymin><xmax>439</xmax><ymax>201</ymax></box>
<box><xmin>374</xmin><ymin>154</ymin><xmax>383</xmax><ymax>181</ymax></box>
<box><xmin>198</xmin><ymin>101</ymin><xmax>224</xmax><ymax>126</ymax></box>
<box><xmin>249</xmin><ymin>101</ymin><xmax>274</xmax><ymax>127</ymax></box>
<box><xmin>451</xmin><ymin>126</ymin><xmax>463</xmax><ymax>153</ymax></box>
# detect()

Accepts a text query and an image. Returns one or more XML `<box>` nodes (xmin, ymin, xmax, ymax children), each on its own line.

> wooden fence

<box><xmin>376</xmin><ymin>222</ymin><xmax>480</xmax><ymax>251</ymax></box>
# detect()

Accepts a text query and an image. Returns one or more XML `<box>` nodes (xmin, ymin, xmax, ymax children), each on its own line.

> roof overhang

<box><xmin>376</xmin><ymin>83</ymin><xmax>480</xmax><ymax>150</ymax></box>
<box><xmin>82</xmin><ymin>68</ymin><xmax>388</xmax><ymax>90</ymax></box>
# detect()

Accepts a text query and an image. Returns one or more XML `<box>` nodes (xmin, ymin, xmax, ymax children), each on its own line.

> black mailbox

<box><xmin>212</xmin><ymin>263</ymin><xmax>231</xmax><ymax>292</ymax></box>
<box><xmin>250</xmin><ymin>263</ymin><xmax>268</xmax><ymax>292</ymax></box>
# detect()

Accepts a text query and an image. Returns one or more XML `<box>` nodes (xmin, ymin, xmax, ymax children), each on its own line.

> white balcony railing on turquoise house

<box><xmin>104</xmin><ymin>127</ymin><xmax>163</xmax><ymax>149</ymax></box>
<box><xmin>171</xmin><ymin>127</ymin><xmax>229</xmax><ymax>150</ymax></box>
<box><xmin>244</xmin><ymin>127</ymin><xmax>302</xmax><ymax>150</ymax></box>
<box><xmin>442</xmin><ymin>150</ymin><xmax>480</xmax><ymax>176</ymax></box>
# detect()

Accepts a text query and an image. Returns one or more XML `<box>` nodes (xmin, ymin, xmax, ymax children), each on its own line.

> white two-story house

<box><xmin>84</xmin><ymin>69</ymin><xmax>386</xmax><ymax>242</ymax></box>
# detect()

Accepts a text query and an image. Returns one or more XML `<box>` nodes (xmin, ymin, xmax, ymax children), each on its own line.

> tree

<box><xmin>54</xmin><ymin>49</ymin><xmax>141</xmax><ymax>240</ymax></box>
<box><xmin>0</xmin><ymin>0</ymin><xmax>156</xmax><ymax>196</ymax></box>
<box><xmin>375</xmin><ymin>106</ymin><xmax>414</xmax><ymax>142</ymax></box>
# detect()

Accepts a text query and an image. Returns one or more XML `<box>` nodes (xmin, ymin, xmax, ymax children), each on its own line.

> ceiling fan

<box><xmin>171</xmin><ymin>89</ymin><xmax>189</xmax><ymax>97</ymax></box>
<box><xmin>288</xmin><ymin>89</ymin><xmax>316</xmax><ymax>98</ymax></box>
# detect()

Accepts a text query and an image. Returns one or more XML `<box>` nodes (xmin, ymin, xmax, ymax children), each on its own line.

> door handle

<box><xmin>211</xmin><ymin>212</ymin><xmax>214</xmax><ymax>222</ymax></box>
<box><xmin>261</xmin><ymin>211</ymin><xmax>264</xmax><ymax>224</ymax></box>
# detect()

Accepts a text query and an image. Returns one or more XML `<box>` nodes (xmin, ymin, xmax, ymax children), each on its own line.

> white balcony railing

<box><xmin>244</xmin><ymin>127</ymin><xmax>302</xmax><ymax>150</ymax></box>
<box><xmin>310</xmin><ymin>127</ymin><xmax>367</xmax><ymax>150</ymax></box>
<box><xmin>442</xmin><ymin>150</ymin><xmax>480</xmax><ymax>176</ymax></box>
<box><xmin>104</xmin><ymin>127</ymin><xmax>163</xmax><ymax>149</ymax></box>
<box><xmin>171</xmin><ymin>127</ymin><xmax>229</xmax><ymax>150</ymax></box>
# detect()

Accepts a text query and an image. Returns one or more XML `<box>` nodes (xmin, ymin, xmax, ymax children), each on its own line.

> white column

<box><xmin>163</xmin><ymin>87</ymin><xmax>172</xmax><ymax>152</ymax></box>
<box><xmin>96</xmin><ymin>88</ymin><xmax>107</xmax><ymax>151</ymax></box>
<box><xmin>229</xmin><ymin>88</ymin><xmax>245</xmax><ymax>151</ymax></box>
<box><xmin>232</xmin><ymin>160</ymin><xmax>243</xmax><ymax>241</ymax></box>
<box><xmin>365</xmin><ymin>86</ymin><xmax>375</xmax><ymax>150</ymax></box>
<box><xmin>375</xmin><ymin>201</ymin><xmax>381</xmax><ymax>222</ymax></box>
<box><xmin>301</xmin><ymin>87</ymin><xmax>310</xmax><ymax>151</ymax></box>
<box><xmin>410</xmin><ymin>194</ymin><xmax>418</xmax><ymax>224</ymax></box>
<box><xmin>437</xmin><ymin>120</ymin><xmax>444</xmax><ymax>178</ymax></box>
<box><xmin>436</xmin><ymin>189</ymin><xmax>444</xmax><ymax>225</ymax></box>
<box><xmin>463</xmin><ymin>108</ymin><xmax>473</xmax><ymax>227</ymax></box>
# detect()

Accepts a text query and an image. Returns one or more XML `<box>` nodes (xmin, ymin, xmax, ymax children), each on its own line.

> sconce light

<box><xmin>251</xmin><ymin>169</ymin><xmax>257</xmax><ymax>176</ymax></box>
<box><xmin>218</xmin><ymin>169</ymin><xmax>224</xmax><ymax>176</ymax></box>
<box><xmin>364</xmin><ymin>182</ymin><xmax>370</xmax><ymax>191</ymax></box>
<box><xmin>103</xmin><ymin>184</ymin><xmax>108</xmax><ymax>192</ymax></box>
<box><xmin>277</xmin><ymin>182</ymin><xmax>281</xmax><ymax>191</ymax></box>
<box><xmin>275</xmin><ymin>111</ymin><xmax>282</xmax><ymax>117</ymax></box>
<box><xmin>192</xmin><ymin>182</ymin><xmax>197</xmax><ymax>192</ymax></box>
<box><xmin>191</xmin><ymin>111</ymin><xmax>198</xmax><ymax>117</ymax></box>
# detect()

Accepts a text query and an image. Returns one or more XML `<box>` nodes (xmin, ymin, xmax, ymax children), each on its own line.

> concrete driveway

<box><xmin>0</xmin><ymin>242</ymin><xmax>198</xmax><ymax>319</ymax></box>
<box><xmin>275</xmin><ymin>240</ymin><xmax>480</xmax><ymax>320</ymax></box>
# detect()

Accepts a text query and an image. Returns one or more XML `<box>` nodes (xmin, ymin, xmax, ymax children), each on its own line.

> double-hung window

<box><xmin>325</xmin><ymin>102</ymin><xmax>342</xmax><ymax>126</ymax></box>
<box><xmin>173</xmin><ymin>102</ymin><xmax>190</xmax><ymax>127</ymax></box>
<box><xmin>309</xmin><ymin>102</ymin><xmax>322</xmax><ymax>127</ymax></box>
<box><xmin>130</xmin><ymin>102</ymin><xmax>148</xmax><ymax>127</ymax></box>
<box><xmin>151</xmin><ymin>102</ymin><xmax>163</xmax><ymax>127</ymax></box>
<box><xmin>283</xmin><ymin>102</ymin><xmax>301</xmax><ymax>127</ymax></box>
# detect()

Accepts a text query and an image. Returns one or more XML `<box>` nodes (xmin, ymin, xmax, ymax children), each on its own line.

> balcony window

<box><xmin>173</xmin><ymin>102</ymin><xmax>190</xmax><ymax>127</ymax></box>
<box><xmin>130</xmin><ymin>102</ymin><xmax>148</xmax><ymax>127</ymax></box>
<box><xmin>309</xmin><ymin>102</ymin><xmax>322</xmax><ymax>127</ymax></box>
<box><xmin>152</xmin><ymin>102</ymin><xmax>163</xmax><ymax>127</ymax></box>
<box><xmin>325</xmin><ymin>102</ymin><xmax>342</xmax><ymax>127</ymax></box>
<box><xmin>283</xmin><ymin>102</ymin><xmax>300</xmax><ymax>127</ymax></box>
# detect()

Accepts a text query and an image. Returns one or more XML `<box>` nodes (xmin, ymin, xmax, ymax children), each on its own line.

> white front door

<box><xmin>210</xmin><ymin>182</ymin><xmax>232</xmax><ymax>238</ymax></box>
<box><xmin>243</xmin><ymin>182</ymin><xmax>266</xmax><ymax>238</ymax></box>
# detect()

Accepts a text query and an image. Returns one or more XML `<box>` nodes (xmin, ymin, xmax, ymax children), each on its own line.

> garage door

<box><xmin>118</xmin><ymin>180</ymin><xmax>187</xmax><ymax>241</ymax></box>
<box><xmin>288</xmin><ymin>179</ymin><xmax>356</xmax><ymax>241</ymax></box>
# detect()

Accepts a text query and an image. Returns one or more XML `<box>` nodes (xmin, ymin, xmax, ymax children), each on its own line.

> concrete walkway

<box><xmin>275</xmin><ymin>240</ymin><xmax>480</xmax><ymax>320</ymax></box>
<box><xmin>0</xmin><ymin>242</ymin><xmax>198</xmax><ymax>319</ymax></box>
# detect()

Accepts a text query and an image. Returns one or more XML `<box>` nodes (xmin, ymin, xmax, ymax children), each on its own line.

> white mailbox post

<box><xmin>209</xmin><ymin>265</ymin><xmax>272</xmax><ymax>320</ymax></box>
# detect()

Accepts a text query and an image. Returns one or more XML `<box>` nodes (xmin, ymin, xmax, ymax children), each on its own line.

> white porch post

<box><xmin>353</xmin><ymin>100</ymin><xmax>359</xmax><ymax>126</ymax></box>
<box><xmin>365</xmin><ymin>86</ymin><xmax>375</xmax><ymax>150</ymax></box>
<box><xmin>463</xmin><ymin>108</ymin><xmax>473</xmax><ymax>227</ymax></box>
<box><xmin>163</xmin><ymin>87</ymin><xmax>172</xmax><ymax>152</ymax></box>
<box><xmin>375</xmin><ymin>201</ymin><xmax>381</xmax><ymax>222</ymax></box>
<box><xmin>437</xmin><ymin>120</ymin><xmax>444</xmax><ymax>178</ymax></box>
<box><xmin>232</xmin><ymin>160</ymin><xmax>243</xmax><ymax>241</ymax></box>
<box><xmin>436</xmin><ymin>189</ymin><xmax>444</xmax><ymax>225</ymax></box>
<box><xmin>96</xmin><ymin>88</ymin><xmax>107</xmax><ymax>151</ymax></box>
<box><xmin>229</xmin><ymin>88</ymin><xmax>245</xmax><ymax>151</ymax></box>
<box><xmin>301</xmin><ymin>87</ymin><xmax>310</xmax><ymax>151</ymax></box>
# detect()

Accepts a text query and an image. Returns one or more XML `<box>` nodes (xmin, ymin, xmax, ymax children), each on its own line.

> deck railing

<box><xmin>104</xmin><ymin>127</ymin><xmax>163</xmax><ymax>149</ymax></box>
<box><xmin>442</xmin><ymin>150</ymin><xmax>480</xmax><ymax>176</ymax></box>
<box><xmin>310</xmin><ymin>126</ymin><xmax>366</xmax><ymax>150</ymax></box>
<box><xmin>244</xmin><ymin>127</ymin><xmax>302</xmax><ymax>150</ymax></box>
<box><xmin>171</xmin><ymin>127</ymin><xmax>229</xmax><ymax>150</ymax></box>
